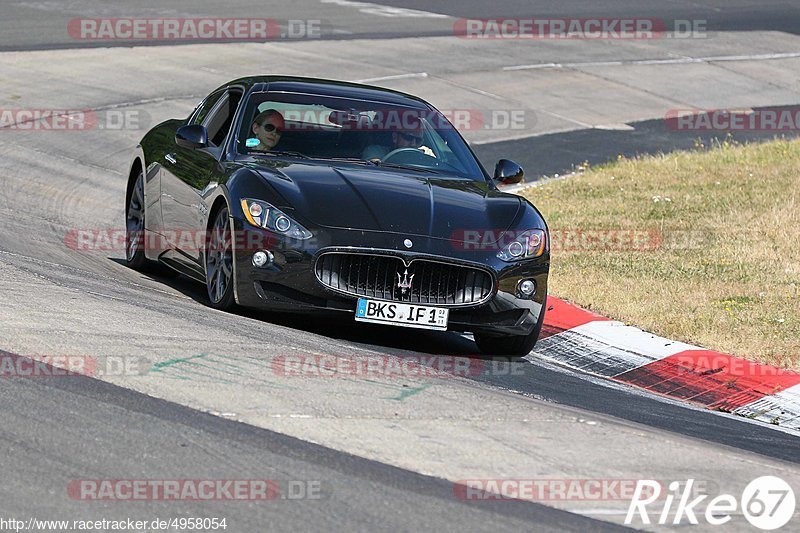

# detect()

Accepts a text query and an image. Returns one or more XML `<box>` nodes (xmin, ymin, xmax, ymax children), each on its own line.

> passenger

<box><xmin>250</xmin><ymin>109</ymin><xmax>285</xmax><ymax>152</ymax></box>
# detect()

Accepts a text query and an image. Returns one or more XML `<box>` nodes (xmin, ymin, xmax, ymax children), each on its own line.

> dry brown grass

<box><xmin>522</xmin><ymin>138</ymin><xmax>800</xmax><ymax>368</ymax></box>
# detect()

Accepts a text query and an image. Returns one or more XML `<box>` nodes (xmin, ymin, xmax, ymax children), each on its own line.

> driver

<box><xmin>250</xmin><ymin>109</ymin><xmax>285</xmax><ymax>151</ymax></box>
<box><xmin>362</xmin><ymin>116</ymin><xmax>434</xmax><ymax>161</ymax></box>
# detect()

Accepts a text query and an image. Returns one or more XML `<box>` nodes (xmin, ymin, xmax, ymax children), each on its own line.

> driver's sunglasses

<box><xmin>261</xmin><ymin>123</ymin><xmax>282</xmax><ymax>133</ymax></box>
<box><xmin>399</xmin><ymin>132</ymin><xmax>423</xmax><ymax>144</ymax></box>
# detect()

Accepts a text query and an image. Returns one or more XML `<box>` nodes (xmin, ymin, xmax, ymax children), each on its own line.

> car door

<box><xmin>160</xmin><ymin>87</ymin><xmax>242</xmax><ymax>267</ymax></box>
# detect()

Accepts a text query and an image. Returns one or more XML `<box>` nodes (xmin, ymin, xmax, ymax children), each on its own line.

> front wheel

<box><xmin>205</xmin><ymin>206</ymin><xmax>236</xmax><ymax>310</ymax></box>
<box><xmin>473</xmin><ymin>305</ymin><xmax>546</xmax><ymax>357</ymax></box>
<box><xmin>125</xmin><ymin>169</ymin><xmax>149</xmax><ymax>269</ymax></box>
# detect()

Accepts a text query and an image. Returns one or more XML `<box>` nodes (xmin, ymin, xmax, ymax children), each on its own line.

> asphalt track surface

<box><xmin>473</xmin><ymin>111</ymin><xmax>800</xmax><ymax>181</ymax></box>
<box><xmin>1</xmin><ymin>1</ymin><xmax>800</xmax><ymax>531</ymax></box>
<box><xmin>374</xmin><ymin>0</ymin><xmax>800</xmax><ymax>33</ymax></box>
<box><xmin>0</xmin><ymin>352</ymin><xmax>617</xmax><ymax>532</ymax></box>
<box><xmin>2</xmin><ymin>0</ymin><xmax>799</xmax><ymax>51</ymax></box>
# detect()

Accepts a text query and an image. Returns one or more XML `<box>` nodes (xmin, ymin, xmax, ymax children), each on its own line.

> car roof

<box><xmin>217</xmin><ymin>75</ymin><xmax>431</xmax><ymax>108</ymax></box>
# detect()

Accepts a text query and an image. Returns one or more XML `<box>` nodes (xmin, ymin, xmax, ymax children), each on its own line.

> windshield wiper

<box><xmin>251</xmin><ymin>150</ymin><xmax>309</xmax><ymax>159</ymax></box>
<box><xmin>314</xmin><ymin>157</ymin><xmax>370</xmax><ymax>164</ymax></box>
<box><xmin>371</xmin><ymin>161</ymin><xmax>440</xmax><ymax>174</ymax></box>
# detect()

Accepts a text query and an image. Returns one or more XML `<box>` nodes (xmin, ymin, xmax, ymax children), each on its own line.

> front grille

<box><xmin>314</xmin><ymin>252</ymin><xmax>494</xmax><ymax>307</ymax></box>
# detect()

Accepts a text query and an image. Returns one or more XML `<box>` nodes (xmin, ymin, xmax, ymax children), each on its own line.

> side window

<box><xmin>202</xmin><ymin>89</ymin><xmax>243</xmax><ymax>147</ymax></box>
<box><xmin>189</xmin><ymin>90</ymin><xmax>226</xmax><ymax>126</ymax></box>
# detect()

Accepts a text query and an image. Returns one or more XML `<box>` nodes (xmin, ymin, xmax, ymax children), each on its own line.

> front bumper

<box><xmin>231</xmin><ymin>219</ymin><xmax>548</xmax><ymax>336</ymax></box>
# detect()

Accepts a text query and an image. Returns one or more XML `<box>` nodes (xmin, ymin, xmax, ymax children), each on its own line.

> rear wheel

<box><xmin>205</xmin><ymin>206</ymin><xmax>236</xmax><ymax>310</ymax></box>
<box><xmin>473</xmin><ymin>304</ymin><xmax>546</xmax><ymax>357</ymax></box>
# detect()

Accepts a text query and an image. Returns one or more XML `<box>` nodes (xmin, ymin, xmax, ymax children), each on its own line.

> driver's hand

<box><xmin>419</xmin><ymin>145</ymin><xmax>435</xmax><ymax>157</ymax></box>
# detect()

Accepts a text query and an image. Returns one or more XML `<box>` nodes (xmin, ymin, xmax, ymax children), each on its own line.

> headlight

<box><xmin>240</xmin><ymin>198</ymin><xmax>313</xmax><ymax>240</ymax></box>
<box><xmin>496</xmin><ymin>229</ymin><xmax>547</xmax><ymax>261</ymax></box>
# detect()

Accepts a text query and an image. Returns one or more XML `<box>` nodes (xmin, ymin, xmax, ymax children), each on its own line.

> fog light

<box><xmin>252</xmin><ymin>250</ymin><xmax>273</xmax><ymax>268</ymax></box>
<box><xmin>518</xmin><ymin>279</ymin><xmax>536</xmax><ymax>297</ymax></box>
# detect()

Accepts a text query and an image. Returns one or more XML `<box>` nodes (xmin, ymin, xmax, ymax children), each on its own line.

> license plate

<box><xmin>355</xmin><ymin>298</ymin><xmax>449</xmax><ymax>331</ymax></box>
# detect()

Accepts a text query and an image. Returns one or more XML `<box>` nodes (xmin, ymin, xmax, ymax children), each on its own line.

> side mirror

<box><xmin>175</xmin><ymin>124</ymin><xmax>208</xmax><ymax>149</ymax></box>
<box><xmin>494</xmin><ymin>159</ymin><xmax>524</xmax><ymax>185</ymax></box>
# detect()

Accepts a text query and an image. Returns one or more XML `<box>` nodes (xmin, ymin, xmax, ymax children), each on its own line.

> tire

<box><xmin>125</xmin><ymin>168</ymin><xmax>149</xmax><ymax>270</ymax></box>
<box><xmin>473</xmin><ymin>303</ymin><xmax>546</xmax><ymax>357</ymax></box>
<box><xmin>205</xmin><ymin>205</ymin><xmax>236</xmax><ymax>310</ymax></box>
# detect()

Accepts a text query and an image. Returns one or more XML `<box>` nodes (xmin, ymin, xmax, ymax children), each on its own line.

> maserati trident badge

<box><xmin>397</xmin><ymin>269</ymin><xmax>414</xmax><ymax>294</ymax></box>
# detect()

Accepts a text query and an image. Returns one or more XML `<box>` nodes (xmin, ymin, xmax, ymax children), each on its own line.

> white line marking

<box><xmin>503</xmin><ymin>51</ymin><xmax>800</xmax><ymax>71</ymax></box>
<box><xmin>85</xmin><ymin>290</ymin><xmax>126</xmax><ymax>302</ymax></box>
<box><xmin>352</xmin><ymin>72</ymin><xmax>428</xmax><ymax>83</ymax></box>
<box><xmin>470</xmin><ymin>127</ymin><xmax>580</xmax><ymax>146</ymax></box>
<box><xmin>593</xmin><ymin>123</ymin><xmax>636</xmax><ymax>131</ymax></box>
<box><xmin>470</xmin><ymin>120</ymin><xmax>629</xmax><ymax>146</ymax></box>
<box><xmin>503</xmin><ymin>62</ymin><xmax>563</xmax><ymax>71</ymax></box>
<box><xmin>435</xmin><ymin>76</ymin><xmax>506</xmax><ymax>100</ymax></box>
<box><xmin>320</xmin><ymin>0</ymin><xmax>449</xmax><ymax>18</ymax></box>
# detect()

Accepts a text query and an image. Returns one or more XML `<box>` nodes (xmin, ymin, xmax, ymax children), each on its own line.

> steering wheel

<box><xmin>381</xmin><ymin>147</ymin><xmax>432</xmax><ymax>163</ymax></box>
<box><xmin>380</xmin><ymin>147</ymin><xmax>463</xmax><ymax>173</ymax></box>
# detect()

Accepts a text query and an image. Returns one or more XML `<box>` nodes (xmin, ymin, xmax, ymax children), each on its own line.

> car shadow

<box><xmin>110</xmin><ymin>257</ymin><xmax>490</xmax><ymax>359</ymax></box>
<box><xmin>243</xmin><ymin>306</ymin><xmax>481</xmax><ymax>357</ymax></box>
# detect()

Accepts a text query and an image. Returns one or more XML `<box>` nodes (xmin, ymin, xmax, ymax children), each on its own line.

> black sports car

<box><xmin>125</xmin><ymin>76</ymin><xmax>549</xmax><ymax>355</ymax></box>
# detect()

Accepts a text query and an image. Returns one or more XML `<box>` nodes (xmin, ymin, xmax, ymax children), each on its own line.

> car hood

<box><xmin>253</xmin><ymin>162</ymin><xmax>523</xmax><ymax>243</ymax></box>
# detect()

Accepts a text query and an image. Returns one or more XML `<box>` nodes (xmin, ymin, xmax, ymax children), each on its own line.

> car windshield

<box><xmin>236</xmin><ymin>91</ymin><xmax>486</xmax><ymax>179</ymax></box>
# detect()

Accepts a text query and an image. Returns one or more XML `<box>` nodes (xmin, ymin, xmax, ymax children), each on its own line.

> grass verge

<box><xmin>522</xmin><ymin>138</ymin><xmax>800</xmax><ymax>368</ymax></box>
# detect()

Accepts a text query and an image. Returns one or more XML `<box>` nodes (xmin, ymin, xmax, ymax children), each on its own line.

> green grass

<box><xmin>522</xmin><ymin>138</ymin><xmax>800</xmax><ymax>368</ymax></box>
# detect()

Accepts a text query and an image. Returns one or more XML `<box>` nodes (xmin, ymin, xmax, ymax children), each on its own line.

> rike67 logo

<box><xmin>627</xmin><ymin>477</ymin><xmax>795</xmax><ymax>530</ymax></box>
